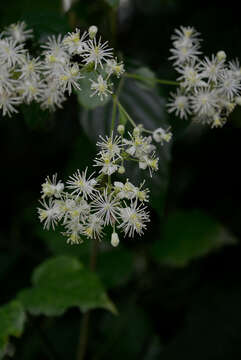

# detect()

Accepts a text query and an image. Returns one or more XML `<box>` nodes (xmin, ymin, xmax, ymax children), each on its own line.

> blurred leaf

<box><xmin>151</xmin><ymin>210</ymin><xmax>237</xmax><ymax>267</ymax></box>
<box><xmin>132</xmin><ymin>67</ymin><xmax>156</xmax><ymax>89</ymax></box>
<box><xmin>76</xmin><ymin>70</ymin><xmax>111</xmax><ymax>110</ymax></box>
<box><xmin>98</xmin><ymin>247</ymin><xmax>134</xmax><ymax>289</ymax></box>
<box><xmin>104</xmin><ymin>0</ymin><xmax>120</xmax><ymax>8</ymax></box>
<box><xmin>0</xmin><ymin>301</ymin><xmax>26</xmax><ymax>357</ymax></box>
<box><xmin>17</xmin><ymin>256</ymin><xmax>117</xmax><ymax>316</ymax></box>
<box><xmin>79</xmin><ymin>70</ymin><xmax>171</xmax><ymax>215</ymax></box>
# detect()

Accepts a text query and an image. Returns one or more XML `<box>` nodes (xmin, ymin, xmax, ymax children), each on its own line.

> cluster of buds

<box><xmin>38</xmin><ymin>124</ymin><xmax>172</xmax><ymax>246</ymax></box>
<box><xmin>0</xmin><ymin>22</ymin><xmax>124</xmax><ymax>116</ymax></box>
<box><xmin>168</xmin><ymin>26</ymin><xmax>241</xmax><ymax>128</ymax></box>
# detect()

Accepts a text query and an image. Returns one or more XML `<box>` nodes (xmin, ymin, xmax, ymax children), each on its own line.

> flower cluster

<box><xmin>38</xmin><ymin>125</ymin><xmax>171</xmax><ymax>246</ymax></box>
<box><xmin>0</xmin><ymin>22</ymin><xmax>124</xmax><ymax>116</ymax></box>
<box><xmin>168</xmin><ymin>26</ymin><xmax>241</xmax><ymax>128</ymax></box>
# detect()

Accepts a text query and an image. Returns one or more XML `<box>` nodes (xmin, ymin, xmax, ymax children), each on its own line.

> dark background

<box><xmin>1</xmin><ymin>0</ymin><xmax>241</xmax><ymax>359</ymax></box>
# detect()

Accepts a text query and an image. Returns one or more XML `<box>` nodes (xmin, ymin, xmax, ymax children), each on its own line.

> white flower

<box><xmin>0</xmin><ymin>64</ymin><xmax>17</xmax><ymax>94</ymax></box>
<box><xmin>4</xmin><ymin>21</ymin><xmax>33</xmax><ymax>43</ymax></box>
<box><xmin>64</xmin><ymin>218</ymin><xmax>84</xmax><ymax>244</ymax></box>
<box><xmin>41</xmin><ymin>174</ymin><xmax>64</xmax><ymax>199</ymax></box>
<box><xmin>114</xmin><ymin>180</ymin><xmax>149</xmax><ymax>202</ymax></box>
<box><xmin>169</xmin><ymin>44</ymin><xmax>201</xmax><ymax>66</ymax></box>
<box><xmin>118</xmin><ymin>201</ymin><xmax>150</xmax><ymax>237</ymax></box>
<box><xmin>218</xmin><ymin>70</ymin><xmax>241</xmax><ymax>100</ymax></box>
<box><xmin>123</xmin><ymin>132</ymin><xmax>155</xmax><ymax>159</ymax></box>
<box><xmin>58</xmin><ymin>63</ymin><xmax>83</xmax><ymax>95</ymax></box>
<box><xmin>0</xmin><ymin>91</ymin><xmax>20</xmax><ymax>117</ymax></box>
<box><xmin>39</xmin><ymin>81</ymin><xmax>66</xmax><ymax>111</ymax></box>
<box><xmin>169</xmin><ymin>26</ymin><xmax>201</xmax><ymax>65</ymax></box>
<box><xmin>17</xmin><ymin>79</ymin><xmax>44</xmax><ymax>104</ymax></box>
<box><xmin>167</xmin><ymin>90</ymin><xmax>192</xmax><ymax>119</ymax></box>
<box><xmin>82</xmin><ymin>37</ymin><xmax>113</xmax><ymax>69</ymax></box>
<box><xmin>171</xmin><ymin>26</ymin><xmax>201</xmax><ymax>47</ymax></box>
<box><xmin>94</xmin><ymin>151</ymin><xmax>119</xmax><ymax>175</ymax></box>
<box><xmin>63</xmin><ymin>29</ymin><xmax>88</xmax><ymax>55</ymax></box>
<box><xmin>90</xmin><ymin>75</ymin><xmax>112</xmax><ymax>101</ymax></box>
<box><xmin>229</xmin><ymin>59</ymin><xmax>241</xmax><ymax>80</ymax></box>
<box><xmin>42</xmin><ymin>35</ymin><xmax>69</xmax><ymax>70</ymax></box>
<box><xmin>177</xmin><ymin>60</ymin><xmax>207</xmax><ymax>90</ymax></box>
<box><xmin>83</xmin><ymin>214</ymin><xmax>104</xmax><ymax>240</ymax></box>
<box><xmin>211</xmin><ymin>113</ymin><xmax>226</xmax><ymax>128</ymax></box>
<box><xmin>138</xmin><ymin>154</ymin><xmax>159</xmax><ymax>176</ymax></box>
<box><xmin>106</xmin><ymin>58</ymin><xmax>125</xmax><ymax>78</ymax></box>
<box><xmin>0</xmin><ymin>38</ymin><xmax>25</xmax><ymax>67</ymax></box>
<box><xmin>66</xmin><ymin>168</ymin><xmax>97</xmax><ymax>199</ymax></box>
<box><xmin>153</xmin><ymin>127</ymin><xmax>172</xmax><ymax>144</ymax></box>
<box><xmin>19</xmin><ymin>54</ymin><xmax>42</xmax><ymax>80</ymax></box>
<box><xmin>96</xmin><ymin>133</ymin><xmax>122</xmax><ymax>157</ymax></box>
<box><xmin>38</xmin><ymin>198</ymin><xmax>60</xmax><ymax>230</ymax></box>
<box><xmin>190</xmin><ymin>88</ymin><xmax>218</xmax><ymax>116</ymax></box>
<box><xmin>92</xmin><ymin>189</ymin><xmax>120</xmax><ymax>225</ymax></box>
<box><xmin>200</xmin><ymin>55</ymin><xmax>225</xmax><ymax>83</ymax></box>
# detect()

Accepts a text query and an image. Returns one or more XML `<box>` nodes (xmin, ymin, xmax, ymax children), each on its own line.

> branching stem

<box><xmin>125</xmin><ymin>72</ymin><xmax>179</xmax><ymax>86</ymax></box>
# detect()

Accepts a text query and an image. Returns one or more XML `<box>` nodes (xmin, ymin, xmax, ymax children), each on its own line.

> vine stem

<box><xmin>76</xmin><ymin>238</ymin><xmax>99</xmax><ymax>360</ymax></box>
<box><xmin>125</xmin><ymin>72</ymin><xmax>179</xmax><ymax>86</ymax></box>
<box><xmin>117</xmin><ymin>101</ymin><xmax>136</xmax><ymax>128</ymax></box>
<box><xmin>110</xmin><ymin>95</ymin><xmax>117</xmax><ymax>135</ymax></box>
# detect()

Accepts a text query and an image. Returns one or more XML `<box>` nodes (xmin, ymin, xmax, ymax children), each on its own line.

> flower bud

<box><xmin>118</xmin><ymin>166</ymin><xmax>125</xmax><ymax>174</ymax></box>
<box><xmin>117</xmin><ymin>124</ymin><xmax>125</xmax><ymax>135</ymax></box>
<box><xmin>111</xmin><ymin>232</ymin><xmax>119</xmax><ymax>247</ymax></box>
<box><xmin>133</xmin><ymin>127</ymin><xmax>141</xmax><ymax>136</ymax></box>
<box><xmin>88</xmin><ymin>25</ymin><xmax>98</xmax><ymax>39</ymax></box>
<box><xmin>235</xmin><ymin>96</ymin><xmax>241</xmax><ymax>106</ymax></box>
<box><xmin>217</xmin><ymin>50</ymin><xmax>226</xmax><ymax>62</ymax></box>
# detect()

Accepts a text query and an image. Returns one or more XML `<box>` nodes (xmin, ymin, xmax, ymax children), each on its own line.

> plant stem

<box><xmin>110</xmin><ymin>95</ymin><xmax>117</xmax><ymax>135</ymax></box>
<box><xmin>76</xmin><ymin>238</ymin><xmax>99</xmax><ymax>360</ymax></box>
<box><xmin>125</xmin><ymin>72</ymin><xmax>179</xmax><ymax>86</ymax></box>
<box><xmin>117</xmin><ymin>101</ymin><xmax>136</xmax><ymax>128</ymax></box>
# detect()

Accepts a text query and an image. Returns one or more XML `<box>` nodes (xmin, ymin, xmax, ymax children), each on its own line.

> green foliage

<box><xmin>17</xmin><ymin>256</ymin><xmax>117</xmax><ymax>316</ymax></box>
<box><xmin>152</xmin><ymin>210</ymin><xmax>237</xmax><ymax>267</ymax></box>
<box><xmin>0</xmin><ymin>301</ymin><xmax>26</xmax><ymax>357</ymax></box>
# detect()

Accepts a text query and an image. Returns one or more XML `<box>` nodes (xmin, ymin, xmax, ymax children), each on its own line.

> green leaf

<box><xmin>151</xmin><ymin>210</ymin><xmax>237</xmax><ymax>267</ymax></box>
<box><xmin>76</xmin><ymin>70</ymin><xmax>111</xmax><ymax>110</ymax></box>
<box><xmin>104</xmin><ymin>0</ymin><xmax>120</xmax><ymax>8</ymax></box>
<box><xmin>17</xmin><ymin>256</ymin><xmax>117</xmax><ymax>316</ymax></box>
<box><xmin>79</xmin><ymin>69</ymin><xmax>171</xmax><ymax>215</ymax></box>
<box><xmin>0</xmin><ymin>301</ymin><xmax>26</xmax><ymax>356</ymax></box>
